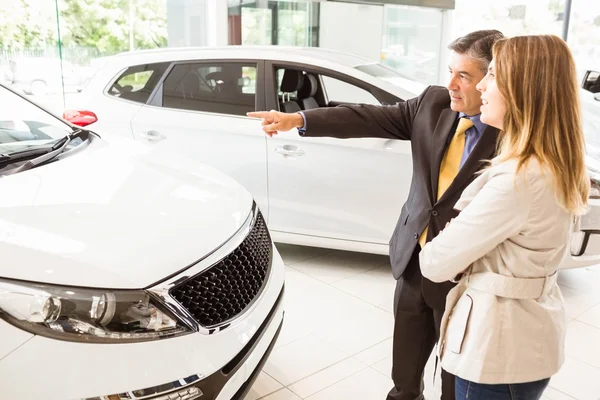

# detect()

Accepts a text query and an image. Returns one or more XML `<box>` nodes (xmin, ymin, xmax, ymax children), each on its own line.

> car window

<box><xmin>320</xmin><ymin>75</ymin><xmax>381</xmax><ymax>105</ymax></box>
<box><xmin>107</xmin><ymin>62</ymin><xmax>170</xmax><ymax>104</ymax></box>
<box><xmin>276</xmin><ymin>69</ymin><xmax>298</xmax><ymax>100</ymax></box>
<box><xmin>161</xmin><ymin>62</ymin><xmax>257</xmax><ymax>116</ymax></box>
<box><xmin>355</xmin><ymin>62</ymin><xmax>407</xmax><ymax>79</ymax></box>
<box><xmin>0</xmin><ymin>86</ymin><xmax>72</xmax><ymax>155</ymax></box>
<box><xmin>273</xmin><ymin>66</ymin><xmax>383</xmax><ymax>111</ymax></box>
<box><xmin>583</xmin><ymin>70</ymin><xmax>600</xmax><ymax>94</ymax></box>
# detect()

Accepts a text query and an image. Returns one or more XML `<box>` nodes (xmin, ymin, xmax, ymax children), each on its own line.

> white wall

<box><xmin>318</xmin><ymin>1</ymin><xmax>384</xmax><ymax>62</ymax></box>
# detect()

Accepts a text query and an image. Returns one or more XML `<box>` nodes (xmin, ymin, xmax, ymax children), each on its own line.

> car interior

<box><xmin>275</xmin><ymin>67</ymin><xmax>400</xmax><ymax>112</ymax></box>
<box><xmin>162</xmin><ymin>64</ymin><xmax>256</xmax><ymax>116</ymax></box>
<box><xmin>278</xmin><ymin>69</ymin><xmax>321</xmax><ymax>113</ymax></box>
<box><xmin>583</xmin><ymin>70</ymin><xmax>600</xmax><ymax>94</ymax></box>
<box><xmin>278</xmin><ymin>68</ymin><xmax>354</xmax><ymax>112</ymax></box>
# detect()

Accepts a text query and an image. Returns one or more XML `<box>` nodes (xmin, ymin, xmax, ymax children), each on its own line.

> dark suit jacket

<box><xmin>301</xmin><ymin>85</ymin><xmax>499</xmax><ymax>310</ymax></box>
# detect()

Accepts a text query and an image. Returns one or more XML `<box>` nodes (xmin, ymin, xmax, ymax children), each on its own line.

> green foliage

<box><xmin>59</xmin><ymin>0</ymin><xmax>168</xmax><ymax>54</ymax></box>
<box><xmin>0</xmin><ymin>0</ymin><xmax>167</xmax><ymax>54</ymax></box>
<box><xmin>0</xmin><ymin>0</ymin><xmax>57</xmax><ymax>49</ymax></box>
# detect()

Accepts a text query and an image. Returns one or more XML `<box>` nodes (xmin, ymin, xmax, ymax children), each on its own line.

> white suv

<box><xmin>0</xmin><ymin>84</ymin><xmax>285</xmax><ymax>400</ymax></box>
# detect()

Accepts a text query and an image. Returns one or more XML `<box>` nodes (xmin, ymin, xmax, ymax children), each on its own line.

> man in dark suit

<box><xmin>248</xmin><ymin>29</ymin><xmax>504</xmax><ymax>400</ymax></box>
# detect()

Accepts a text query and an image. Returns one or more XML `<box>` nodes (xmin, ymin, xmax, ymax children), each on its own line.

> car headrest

<box><xmin>298</xmin><ymin>74</ymin><xmax>318</xmax><ymax>99</ymax></box>
<box><xmin>205</xmin><ymin>71</ymin><xmax>229</xmax><ymax>83</ymax></box>
<box><xmin>281</xmin><ymin>70</ymin><xmax>304</xmax><ymax>93</ymax></box>
<box><xmin>180</xmin><ymin>73</ymin><xmax>201</xmax><ymax>93</ymax></box>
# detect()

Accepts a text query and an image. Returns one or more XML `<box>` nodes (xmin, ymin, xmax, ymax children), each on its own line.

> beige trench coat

<box><xmin>420</xmin><ymin>159</ymin><xmax>573</xmax><ymax>384</ymax></box>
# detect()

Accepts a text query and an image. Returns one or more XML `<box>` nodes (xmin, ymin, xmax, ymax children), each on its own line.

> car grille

<box><xmin>170</xmin><ymin>212</ymin><xmax>272</xmax><ymax>328</ymax></box>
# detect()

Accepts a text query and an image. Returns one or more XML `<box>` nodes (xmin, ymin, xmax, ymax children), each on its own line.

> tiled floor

<box><xmin>244</xmin><ymin>243</ymin><xmax>600</xmax><ymax>400</ymax></box>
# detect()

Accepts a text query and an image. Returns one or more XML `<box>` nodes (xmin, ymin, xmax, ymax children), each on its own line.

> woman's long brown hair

<box><xmin>492</xmin><ymin>35</ymin><xmax>589</xmax><ymax>215</ymax></box>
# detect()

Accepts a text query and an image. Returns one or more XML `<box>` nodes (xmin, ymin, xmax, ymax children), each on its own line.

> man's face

<box><xmin>447</xmin><ymin>52</ymin><xmax>487</xmax><ymax>116</ymax></box>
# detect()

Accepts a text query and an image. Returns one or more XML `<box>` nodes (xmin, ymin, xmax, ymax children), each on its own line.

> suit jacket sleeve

<box><xmin>418</xmin><ymin>169</ymin><xmax>532</xmax><ymax>283</ymax></box>
<box><xmin>299</xmin><ymin>85</ymin><xmax>433</xmax><ymax>141</ymax></box>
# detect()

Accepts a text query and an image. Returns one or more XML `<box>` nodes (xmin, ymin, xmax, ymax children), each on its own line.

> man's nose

<box><xmin>447</xmin><ymin>75</ymin><xmax>459</xmax><ymax>89</ymax></box>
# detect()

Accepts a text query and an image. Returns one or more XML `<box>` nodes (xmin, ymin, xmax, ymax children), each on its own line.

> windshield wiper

<box><xmin>0</xmin><ymin>129</ymin><xmax>88</xmax><ymax>175</ymax></box>
<box><xmin>0</xmin><ymin>147</ymin><xmax>57</xmax><ymax>169</ymax></box>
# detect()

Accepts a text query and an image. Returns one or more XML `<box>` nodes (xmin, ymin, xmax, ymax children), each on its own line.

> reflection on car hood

<box><xmin>0</xmin><ymin>135</ymin><xmax>253</xmax><ymax>289</ymax></box>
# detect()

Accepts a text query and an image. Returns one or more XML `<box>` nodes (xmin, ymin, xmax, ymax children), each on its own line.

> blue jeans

<box><xmin>455</xmin><ymin>376</ymin><xmax>550</xmax><ymax>400</ymax></box>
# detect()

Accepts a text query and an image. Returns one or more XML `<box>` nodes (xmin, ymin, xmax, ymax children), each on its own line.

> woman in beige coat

<box><xmin>419</xmin><ymin>35</ymin><xmax>590</xmax><ymax>400</ymax></box>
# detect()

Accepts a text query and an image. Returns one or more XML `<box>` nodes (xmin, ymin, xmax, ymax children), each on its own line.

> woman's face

<box><xmin>476</xmin><ymin>60</ymin><xmax>507</xmax><ymax>130</ymax></box>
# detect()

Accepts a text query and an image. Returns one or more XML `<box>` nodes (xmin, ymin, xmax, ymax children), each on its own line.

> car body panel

<box><xmin>0</xmin><ymin>246</ymin><xmax>285</xmax><ymax>400</ymax></box>
<box><xmin>0</xmin><ymin>320</ymin><xmax>33</xmax><ymax>362</ymax></box>
<box><xmin>130</xmin><ymin>105</ymin><xmax>270</xmax><ymax>223</ymax></box>
<box><xmin>0</xmin><ymin>135</ymin><xmax>253</xmax><ymax>289</ymax></box>
<box><xmin>0</xmin><ymin>83</ymin><xmax>285</xmax><ymax>400</ymax></box>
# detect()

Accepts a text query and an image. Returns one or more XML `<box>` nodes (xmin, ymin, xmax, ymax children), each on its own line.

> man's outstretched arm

<box><xmin>247</xmin><ymin>86</ymin><xmax>433</xmax><ymax>141</ymax></box>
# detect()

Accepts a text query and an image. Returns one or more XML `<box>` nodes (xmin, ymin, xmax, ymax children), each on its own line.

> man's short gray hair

<box><xmin>448</xmin><ymin>30</ymin><xmax>505</xmax><ymax>73</ymax></box>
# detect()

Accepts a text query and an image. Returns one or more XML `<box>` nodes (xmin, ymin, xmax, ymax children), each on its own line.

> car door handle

<box><xmin>139</xmin><ymin>130</ymin><xmax>166</xmax><ymax>142</ymax></box>
<box><xmin>274</xmin><ymin>145</ymin><xmax>305</xmax><ymax>157</ymax></box>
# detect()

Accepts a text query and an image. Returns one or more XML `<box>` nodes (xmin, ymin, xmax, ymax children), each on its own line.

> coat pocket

<box><xmin>447</xmin><ymin>294</ymin><xmax>473</xmax><ymax>354</ymax></box>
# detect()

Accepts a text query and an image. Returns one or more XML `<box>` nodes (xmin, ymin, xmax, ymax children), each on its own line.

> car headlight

<box><xmin>589</xmin><ymin>169</ymin><xmax>600</xmax><ymax>199</ymax></box>
<box><xmin>0</xmin><ymin>279</ymin><xmax>192</xmax><ymax>343</ymax></box>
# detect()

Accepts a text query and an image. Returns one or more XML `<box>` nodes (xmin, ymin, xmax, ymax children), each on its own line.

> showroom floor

<box><xmin>243</xmin><ymin>244</ymin><xmax>600</xmax><ymax>400</ymax></box>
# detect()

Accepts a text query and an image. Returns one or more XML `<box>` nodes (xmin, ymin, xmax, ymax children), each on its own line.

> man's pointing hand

<box><xmin>247</xmin><ymin>110</ymin><xmax>304</xmax><ymax>137</ymax></box>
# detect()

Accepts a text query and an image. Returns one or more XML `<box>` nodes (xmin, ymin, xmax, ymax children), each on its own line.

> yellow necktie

<box><xmin>419</xmin><ymin>117</ymin><xmax>473</xmax><ymax>248</ymax></box>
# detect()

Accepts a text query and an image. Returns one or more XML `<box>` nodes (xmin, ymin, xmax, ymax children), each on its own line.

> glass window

<box><xmin>0</xmin><ymin>86</ymin><xmax>72</xmax><ymax>156</ymax></box>
<box><xmin>583</xmin><ymin>71</ymin><xmax>600</xmax><ymax>93</ymax></box>
<box><xmin>241</xmin><ymin>7</ymin><xmax>273</xmax><ymax>45</ymax></box>
<box><xmin>162</xmin><ymin>62</ymin><xmax>257</xmax><ymax>116</ymax></box>
<box><xmin>568</xmin><ymin>0</ymin><xmax>600</xmax><ymax>78</ymax></box>
<box><xmin>116</xmin><ymin>71</ymin><xmax>154</xmax><ymax>91</ymax></box>
<box><xmin>321</xmin><ymin>76</ymin><xmax>380</xmax><ymax>106</ymax></box>
<box><xmin>276</xmin><ymin>69</ymin><xmax>298</xmax><ymax>100</ymax></box>
<box><xmin>228</xmin><ymin>1</ymin><xmax>319</xmax><ymax>47</ymax></box>
<box><xmin>107</xmin><ymin>62</ymin><xmax>170</xmax><ymax>104</ymax></box>
<box><xmin>355</xmin><ymin>63</ymin><xmax>406</xmax><ymax>79</ymax></box>
<box><xmin>451</xmin><ymin>0</ymin><xmax>566</xmax><ymax>39</ymax></box>
<box><xmin>381</xmin><ymin>5</ymin><xmax>444</xmax><ymax>85</ymax></box>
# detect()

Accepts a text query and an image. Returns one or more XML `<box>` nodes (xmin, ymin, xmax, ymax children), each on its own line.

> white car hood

<box><xmin>0</xmin><ymin>135</ymin><xmax>253</xmax><ymax>289</ymax></box>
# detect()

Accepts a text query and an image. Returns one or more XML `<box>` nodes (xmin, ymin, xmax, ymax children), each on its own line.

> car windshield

<box><xmin>0</xmin><ymin>86</ymin><xmax>72</xmax><ymax>155</ymax></box>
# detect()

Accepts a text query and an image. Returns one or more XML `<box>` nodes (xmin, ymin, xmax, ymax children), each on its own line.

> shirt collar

<box><xmin>459</xmin><ymin>112</ymin><xmax>487</xmax><ymax>136</ymax></box>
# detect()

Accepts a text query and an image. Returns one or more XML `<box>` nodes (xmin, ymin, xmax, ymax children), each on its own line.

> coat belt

<box><xmin>464</xmin><ymin>271</ymin><xmax>558</xmax><ymax>299</ymax></box>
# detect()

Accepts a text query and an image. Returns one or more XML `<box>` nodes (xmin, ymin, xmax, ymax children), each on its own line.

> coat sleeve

<box><xmin>298</xmin><ymin>86</ymin><xmax>434</xmax><ymax>141</ymax></box>
<box><xmin>419</xmin><ymin>170</ymin><xmax>532</xmax><ymax>283</ymax></box>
